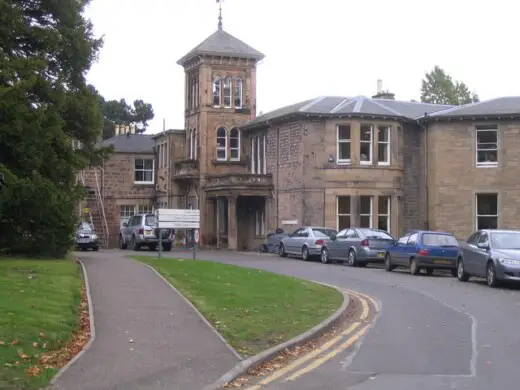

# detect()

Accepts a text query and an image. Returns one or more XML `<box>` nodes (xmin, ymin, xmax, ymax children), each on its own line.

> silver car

<box><xmin>321</xmin><ymin>228</ymin><xmax>395</xmax><ymax>266</ymax></box>
<box><xmin>278</xmin><ymin>227</ymin><xmax>337</xmax><ymax>261</ymax></box>
<box><xmin>120</xmin><ymin>213</ymin><xmax>173</xmax><ymax>251</ymax></box>
<box><xmin>457</xmin><ymin>229</ymin><xmax>520</xmax><ymax>287</ymax></box>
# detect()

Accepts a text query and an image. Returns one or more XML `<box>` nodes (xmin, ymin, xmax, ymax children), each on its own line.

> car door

<box><xmin>336</xmin><ymin>229</ymin><xmax>354</xmax><ymax>261</ymax></box>
<box><xmin>298</xmin><ymin>228</ymin><xmax>311</xmax><ymax>253</ymax></box>
<box><xmin>285</xmin><ymin>228</ymin><xmax>303</xmax><ymax>254</ymax></box>
<box><xmin>328</xmin><ymin>229</ymin><xmax>347</xmax><ymax>260</ymax></box>
<box><xmin>462</xmin><ymin>232</ymin><xmax>481</xmax><ymax>274</ymax></box>
<box><xmin>473</xmin><ymin>232</ymin><xmax>491</xmax><ymax>277</ymax></box>
<box><xmin>392</xmin><ymin>234</ymin><xmax>410</xmax><ymax>264</ymax></box>
<box><xmin>122</xmin><ymin>216</ymin><xmax>134</xmax><ymax>242</ymax></box>
<box><xmin>403</xmin><ymin>232</ymin><xmax>419</xmax><ymax>264</ymax></box>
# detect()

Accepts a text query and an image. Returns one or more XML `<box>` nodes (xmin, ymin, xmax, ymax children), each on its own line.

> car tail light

<box><xmin>138</xmin><ymin>228</ymin><xmax>144</xmax><ymax>235</ymax></box>
<box><xmin>315</xmin><ymin>239</ymin><xmax>324</xmax><ymax>246</ymax></box>
<box><xmin>361</xmin><ymin>239</ymin><xmax>369</xmax><ymax>247</ymax></box>
<box><xmin>418</xmin><ymin>249</ymin><xmax>429</xmax><ymax>256</ymax></box>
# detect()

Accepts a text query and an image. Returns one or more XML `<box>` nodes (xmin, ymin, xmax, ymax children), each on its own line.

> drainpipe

<box><xmin>267</xmin><ymin>119</ymin><xmax>279</xmax><ymax>227</ymax></box>
<box><xmin>416</xmin><ymin>117</ymin><xmax>429</xmax><ymax>230</ymax></box>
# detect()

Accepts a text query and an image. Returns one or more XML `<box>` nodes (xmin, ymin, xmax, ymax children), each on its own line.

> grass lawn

<box><xmin>0</xmin><ymin>258</ymin><xmax>82</xmax><ymax>389</ymax></box>
<box><xmin>134</xmin><ymin>256</ymin><xmax>343</xmax><ymax>357</ymax></box>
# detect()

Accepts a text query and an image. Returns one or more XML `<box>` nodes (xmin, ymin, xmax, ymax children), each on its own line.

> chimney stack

<box><xmin>377</xmin><ymin>79</ymin><xmax>383</xmax><ymax>94</ymax></box>
<box><xmin>372</xmin><ymin>79</ymin><xmax>396</xmax><ymax>100</ymax></box>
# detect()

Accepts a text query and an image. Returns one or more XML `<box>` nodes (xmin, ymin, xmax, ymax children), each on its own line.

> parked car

<box><xmin>120</xmin><ymin>213</ymin><xmax>173</xmax><ymax>251</ymax></box>
<box><xmin>457</xmin><ymin>229</ymin><xmax>520</xmax><ymax>287</ymax></box>
<box><xmin>320</xmin><ymin>228</ymin><xmax>395</xmax><ymax>266</ymax></box>
<box><xmin>278</xmin><ymin>227</ymin><xmax>337</xmax><ymax>261</ymax></box>
<box><xmin>76</xmin><ymin>222</ymin><xmax>99</xmax><ymax>251</ymax></box>
<box><xmin>384</xmin><ymin>230</ymin><xmax>460</xmax><ymax>276</ymax></box>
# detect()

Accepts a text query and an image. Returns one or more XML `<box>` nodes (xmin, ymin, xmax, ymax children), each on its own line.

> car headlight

<box><xmin>497</xmin><ymin>258</ymin><xmax>520</xmax><ymax>266</ymax></box>
<box><xmin>91</xmin><ymin>234</ymin><xmax>98</xmax><ymax>240</ymax></box>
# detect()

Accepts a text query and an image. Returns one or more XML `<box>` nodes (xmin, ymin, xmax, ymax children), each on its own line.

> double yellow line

<box><xmin>244</xmin><ymin>287</ymin><xmax>379</xmax><ymax>389</ymax></box>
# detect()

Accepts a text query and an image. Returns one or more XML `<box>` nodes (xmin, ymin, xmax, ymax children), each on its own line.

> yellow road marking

<box><xmin>244</xmin><ymin>322</ymin><xmax>361</xmax><ymax>389</ymax></box>
<box><xmin>284</xmin><ymin>323</ymin><xmax>371</xmax><ymax>382</ymax></box>
<box><xmin>340</xmin><ymin>288</ymin><xmax>380</xmax><ymax>313</ymax></box>
<box><xmin>357</xmin><ymin>296</ymin><xmax>369</xmax><ymax>321</ymax></box>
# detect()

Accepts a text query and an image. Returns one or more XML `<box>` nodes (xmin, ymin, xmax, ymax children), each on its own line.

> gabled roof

<box><xmin>243</xmin><ymin>96</ymin><xmax>452</xmax><ymax>129</ymax></box>
<box><xmin>98</xmin><ymin>134</ymin><xmax>155</xmax><ymax>153</ymax></box>
<box><xmin>425</xmin><ymin>96</ymin><xmax>520</xmax><ymax>119</ymax></box>
<box><xmin>177</xmin><ymin>28</ymin><xmax>265</xmax><ymax>66</ymax></box>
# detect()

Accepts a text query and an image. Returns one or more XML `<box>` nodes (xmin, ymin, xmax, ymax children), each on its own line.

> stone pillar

<box><xmin>228</xmin><ymin>196</ymin><xmax>238</xmax><ymax>250</ymax></box>
<box><xmin>351</xmin><ymin>195</ymin><xmax>360</xmax><ymax>227</ymax></box>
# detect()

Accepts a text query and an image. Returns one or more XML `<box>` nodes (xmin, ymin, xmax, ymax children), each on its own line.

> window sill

<box><xmin>476</xmin><ymin>164</ymin><xmax>498</xmax><ymax>168</ymax></box>
<box><xmin>336</xmin><ymin>161</ymin><xmax>351</xmax><ymax>166</ymax></box>
<box><xmin>212</xmin><ymin>159</ymin><xmax>248</xmax><ymax>166</ymax></box>
<box><xmin>360</xmin><ymin>161</ymin><xmax>373</xmax><ymax>166</ymax></box>
<box><xmin>377</xmin><ymin>162</ymin><xmax>390</xmax><ymax>166</ymax></box>
<box><xmin>134</xmin><ymin>182</ymin><xmax>155</xmax><ymax>186</ymax></box>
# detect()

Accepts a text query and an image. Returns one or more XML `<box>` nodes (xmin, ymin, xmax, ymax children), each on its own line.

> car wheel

<box><xmin>163</xmin><ymin>243</ymin><xmax>172</xmax><ymax>252</ymax></box>
<box><xmin>302</xmin><ymin>246</ymin><xmax>310</xmax><ymax>261</ymax></box>
<box><xmin>320</xmin><ymin>248</ymin><xmax>330</xmax><ymax>264</ymax></box>
<box><xmin>93</xmin><ymin>246</ymin><xmax>99</xmax><ymax>252</ymax></box>
<box><xmin>486</xmin><ymin>261</ymin><xmax>499</xmax><ymax>287</ymax></box>
<box><xmin>384</xmin><ymin>254</ymin><xmax>394</xmax><ymax>272</ymax></box>
<box><xmin>457</xmin><ymin>258</ymin><xmax>470</xmax><ymax>282</ymax></box>
<box><xmin>132</xmin><ymin>236</ymin><xmax>140</xmax><ymax>251</ymax></box>
<box><xmin>410</xmin><ymin>258</ymin><xmax>420</xmax><ymax>275</ymax></box>
<box><xmin>426</xmin><ymin>268</ymin><xmax>434</xmax><ymax>276</ymax></box>
<box><xmin>278</xmin><ymin>243</ymin><xmax>287</xmax><ymax>257</ymax></box>
<box><xmin>347</xmin><ymin>250</ymin><xmax>357</xmax><ymax>267</ymax></box>
<box><xmin>119</xmin><ymin>235</ymin><xmax>127</xmax><ymax>250</ymax></box>
<box><xmin>149</xmin><ymin>245</ymin><xmax>157</xmax><ymax>251</ymax></box>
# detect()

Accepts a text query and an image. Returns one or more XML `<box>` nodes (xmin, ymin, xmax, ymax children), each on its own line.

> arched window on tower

<box><xmin>213</xmin><ymin>77</ymin><xmax>222</xmax><ymax>107</ymax></box>
<box><xmin>234</xmin><ymin>78</ymin><xmax>243</xmax><ymax>108</ymax></box>
<box><xmin>216</xmin><ymin>127</ymin><xmax>227</xmax><ymax>161</ymax></box>
<box><xmin>230</xmin><ymin>128</ymin><xmax>240</xmax><ymax>161</ymax></box>
<box><xmin>223</xmin><ymin>77</ymin><xmax>232</xmax><ymax>107</ymax></box>
<box><xmin>193</xmin><ymin>128</ymin><xmax>198</xmax><ymax>160</ymax></box>
<box><xmin>187</xmin><ymin>129</ymin><xmax>193</xmax><ymax>159</ymax></box>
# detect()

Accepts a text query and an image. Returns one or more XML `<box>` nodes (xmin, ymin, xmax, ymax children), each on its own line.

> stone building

<box><xmin>83</xmin><ymin>17</ymin><xmax>520</xmax><ymax>249</ymax></box>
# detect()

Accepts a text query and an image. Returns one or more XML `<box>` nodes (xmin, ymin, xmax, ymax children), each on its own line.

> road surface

<box><xmin>133</xmin><ymin>248</ymin><xmax>520</xmax><ymax>390</ymax></box>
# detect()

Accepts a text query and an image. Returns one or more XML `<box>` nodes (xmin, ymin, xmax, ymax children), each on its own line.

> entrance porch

<box><xmin>206</xmin><ymin>195</ymin><xmax>269</xmax><ymax>251</ymax></box>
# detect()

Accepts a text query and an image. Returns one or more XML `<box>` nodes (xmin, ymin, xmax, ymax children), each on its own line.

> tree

<box><xmin>0</xmin><ymin>0</ymin><xmax>110</xmax><ymax>257</ymax></box>
<box><xmin>90</xmin><ymin>88</ymin><xmax>155</xmax><ymax>139</ymax></box>
<box><xmin>420</xmin><ymin>66</ymin><xmax>479</xmax><ymax>105</ymax></box>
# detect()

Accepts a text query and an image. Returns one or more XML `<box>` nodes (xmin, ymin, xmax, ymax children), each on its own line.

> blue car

<box><xmin>384</xmin><ymin>230</ymin><xmax>460</xmax><ymax>276</ymax></box>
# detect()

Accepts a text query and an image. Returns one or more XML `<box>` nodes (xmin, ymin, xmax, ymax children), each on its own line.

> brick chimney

<box><xmin>372</xmin><ymin>79</ymin><xmax>395</xmax><ymax>100</ymax></box>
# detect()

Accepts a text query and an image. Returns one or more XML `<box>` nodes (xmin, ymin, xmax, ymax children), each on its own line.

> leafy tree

<box><xmin>0</xmin><ymin>0</ymin><xmax>110</xmax><ymax>257</ymax></box>
<box><xmin>91</xmin><ymin>88</ymin><xmax>155</xmax><ymax>139</ymax></box>
<box><xmin>420</xmin><ymin>66</ymin><xmax>479</xmax><ymax>105</ymax></box>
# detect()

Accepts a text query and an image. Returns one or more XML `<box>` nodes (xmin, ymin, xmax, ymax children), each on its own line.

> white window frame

<box><xmin>251</xmin><ymin>136</ymin><xmax>256</xmax><ymax>173</ymax></box>
<box><xmin>230</xmin><ymin>128</ymin><xmax>240</xmax><ymax>161</ymax></box>
<box><xmin>216</xmin><ymin>127</ymin><xmax>227</xmax><ymax>161</ymax></box>
<box><xmin>138</xmin><ymin>205</ymin><xmax>154</xmax><ymax>214</ymax></box>
<box><xmin>336</xmin><ymin>125</ymin><xmax>351</xmax><ymax>165</ymax></box>
<box><xmin>255</xmin><ymin>209</ymin><xmax>265</xmax><ymax>236</ymax></box>
<box><xmin>213</xmin><ymin>76</ymin><xmax>222</xmax><ymax>107</ymax></box>
<box><xmin>223</xmin><ymin>77</ymin><xmax>232</xmax><ymax>108</ymax></box>
<box><xmin>476</xmin><ymin>193</ymin><xmax>499</xmax><ymax>230</ymax></box>
<box><xmin>134</xmin><ymin>158</ymin><xmax>155</xmax><ymax>185</ymax></box>
<box><xmin>262</xmin><ymin>134</ymin><xmax>266</xmax><ymax>174</ymax></box>
<box><xmin>360</xmin><ymin>125</ymin><xmax>373</xmax><ymax>165</ymax></box>
<box><xmin>378</xmin><ymin>196</ymin><xmax>391</xmax><ymax>233</ymax></box>
<box><xmin>359</xmin><ymin>196</ymin><xmax>373</xmax><ymax>228</ymax></box>
<box><xmin>377</xmin><ymin>126</ymin><xmax>390</xmax><ymax>166</ymax></box>
<box><xmin>336</xmin><ymin>196</ymin><xmax>351</xmax><ymax>231</ymax></box>
<box><xmin>120</xmin><ymin>205</ymin><xmax>136</xmax><ymax>228</ymax></box>
<box><xmin>476</xmin><ymin>126</ymin><xmax>498</xmax><ymax>168</ymax></box>
<box><xmin>250</xmin><ymin>135</ymin><xmax>267</xmax><ymax>174</ymax></box>
<box><xmin>234</xmin><ymin>77</ymin><xmax>243</xmax><ymax>108</ymax></box>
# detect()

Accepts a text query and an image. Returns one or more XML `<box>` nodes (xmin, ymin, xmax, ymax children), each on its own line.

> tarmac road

<box><xmin>133</xmin><ymin>248</ymin><xmax>520</xmax><ymax>390</ymax></box>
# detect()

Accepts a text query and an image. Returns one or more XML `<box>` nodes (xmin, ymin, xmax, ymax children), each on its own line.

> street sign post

<box><xmin>155</xmin><ymin>209</ymin><xmax>200</xmax><ymax>260</ymax></box>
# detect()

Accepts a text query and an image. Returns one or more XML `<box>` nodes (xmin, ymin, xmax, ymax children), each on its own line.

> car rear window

<box><xmin>145</xmin><ymin>215</ymin><xmax>157</xmax><ymax>227</ymax></box>
<box><xmin>422</xmin><ymin>233</ymin><xmax>459</xmax><ymax>247</ymax></box>
<box><xmin>358</xmin><ymin>229</ymin><xmax>393</xmax><ymax>240</ymax></box>
<box><xmin>312</xmin><ymin>229</ymin><xmax>337</xmax><ymax>238</ymax></box>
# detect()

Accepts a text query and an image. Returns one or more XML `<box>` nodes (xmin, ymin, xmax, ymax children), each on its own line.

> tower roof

<box><xmin>177</xmin><ymin>28</ymin><xmax>265</xmax><ymax>66</ymax></box>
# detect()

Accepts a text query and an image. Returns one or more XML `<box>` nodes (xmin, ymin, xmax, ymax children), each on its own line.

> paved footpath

<box><xmin>51</xmin><ymin>252</ymin><xmax>238</xmax><ymax>390</ymax></box>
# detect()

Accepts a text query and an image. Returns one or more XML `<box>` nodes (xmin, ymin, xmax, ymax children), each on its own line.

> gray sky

<box><xmin>85</xmin><ymin>0</ymin><xmax>519</xmax><ymax>134</ymax></box>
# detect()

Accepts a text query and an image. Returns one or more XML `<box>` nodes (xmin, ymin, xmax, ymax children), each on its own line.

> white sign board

<box><xmin>155</xmin><ymin>208</ymin><xmax>200</xmax><ymax>229</ymax></box>
<box><xmin>281</xmin><ymin>220</ymin><xmax>298</xmax><ymax>225</ymax></box>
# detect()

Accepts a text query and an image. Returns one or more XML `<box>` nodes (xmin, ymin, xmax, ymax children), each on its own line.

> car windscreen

<box><xmin>78</xmin><ymin>223</ymin><xmax>92</xmax><ymax>231</ymax></box>
<box><xmin>422</xmin><ymin>233</ymin><xmax>459</xmax><ymax>247</ymax></box>
<box><xmin>358</xmin><ymin>229</ymin><xmax>393</xmax><ymax>240</ymax></box>
<box><xmin>312</xmin><ymin>229</ymin><xmax>337</xmax><ymax>238</ymax></box>
<box><xmin>145</xmin><ymin>215</ymin><xmax>157</xmax><ymax>227</ymax></box>
<box><xmin>490</xmin><ymin>232</ymin><xmax>520</xmax><ymax>250</ymax></box>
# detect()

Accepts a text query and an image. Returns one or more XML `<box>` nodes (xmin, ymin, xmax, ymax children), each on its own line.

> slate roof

<box><xmin>243</xmin><ymin>96</ymin><xmax>453</xmax><ymax>129</ymax></box>
<box><xmin>426</xmin><ymin>96</ymin><xmax>520</xmax><ymax>119</ymax></box>
<box><xmin>98</xmin><ymin>134</ymin><xmax>155</xmax><ymax>153</ymax></box>
<box><xmin>177</xmin><ymin>28</ymin><xmax>265</xmax><ymax>66</ymax></box>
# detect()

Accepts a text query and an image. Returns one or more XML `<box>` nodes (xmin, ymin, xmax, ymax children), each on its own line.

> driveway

<box><xmin>131</xmin><ymin>248</ymin><xmax>520</xmax><ymax>390</ymax></box>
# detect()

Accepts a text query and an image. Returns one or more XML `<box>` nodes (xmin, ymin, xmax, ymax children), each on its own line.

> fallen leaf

<box><xmin>26</xmin><ymin>366</ymin><xmax>42</xmax><ymax>376</ymax></box>
<box><xmin>0</xmin><ymin>340</ymin><xmax>5</xmax><ymax>345</ymax></box>
<box><xmin>128</xmin><ymin>338</ymin><xmax>135</xmax><ymax>343</ymax></box>
<box><xmin>32</xmin><ymin>342</ymin><xmax>38</xmax><ymax>348</ymax></box>
<box><xmin>11</xmin><ymin>339</ymin><xmax>20</xmax><ymax>346</ymax></box>
<box><xmin>39</xmin><ymin>332</ymin><xmax>45</xmax><ymax>337</ymax></box>
<box><xmin>18</xmin><ymin>351</ymin><xmax>31</xmax><ymax>359</ymax></box>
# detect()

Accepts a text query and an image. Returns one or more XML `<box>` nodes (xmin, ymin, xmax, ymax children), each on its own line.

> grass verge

<box><xmin>0</xmin><ymin>258</ymin><xmax>84</xmax><ymax>389</ymax></box>
<box><xmin>134</xmin><ymin>256</ymin><xmax>343</xmax><ymax>357</ymax></box>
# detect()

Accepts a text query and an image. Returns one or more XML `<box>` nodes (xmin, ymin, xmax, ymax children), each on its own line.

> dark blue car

<box><xmin>384</xmin><ymin>230</ymin><xmax>460</xmax><ymax>276</ymax></box>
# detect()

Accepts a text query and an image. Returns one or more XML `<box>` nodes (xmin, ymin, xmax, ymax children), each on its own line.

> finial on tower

<box><xmin>217</xmin><ymin>0</ymin><xmax>223</xmax><ymax>30</ymax></box>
